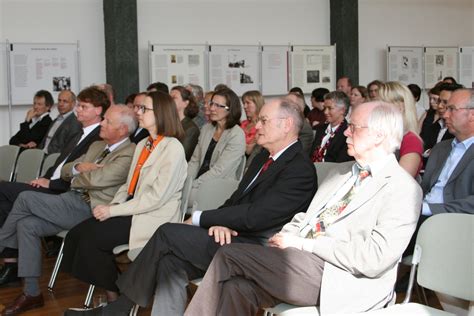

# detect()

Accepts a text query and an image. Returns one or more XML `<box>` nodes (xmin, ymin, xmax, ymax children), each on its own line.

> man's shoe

<box><xmin>0</xmin><ymin>264</ymin><xmax>20</xmax><ymax>286</ymax></box>
<box><xmin>2</xmin><ymin>293</ymin><xmax>44</xmax><ymax>315</ymax></box>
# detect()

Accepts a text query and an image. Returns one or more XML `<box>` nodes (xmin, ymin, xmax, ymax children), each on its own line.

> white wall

<box><xmin>0</xmin><ymin>0</ymin><xmax>106</xmax><ymax>145</ymax></box>
<box><xmin>359</xmin><ymin>0</ymin><xmax>474</xmax><ymax>86</ymax></box>
<box><xmin>137</xmin><ymin>0</ymin><xmax>331</xmax><ymax>91</ymax></box>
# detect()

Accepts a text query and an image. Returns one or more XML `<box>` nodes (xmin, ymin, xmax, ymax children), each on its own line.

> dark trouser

<box><xmin>61</xmin><ymin>216</ymin><xmax>132</xmax><ymax>292</ymax></box>
<box><xmin>115</xmin><ymin>223</ymin><xmax>259</xmax><ymax>315</ymax></box>
<box><xmin>185</xmin><ymin>243</ymin><xmax>325</xmax><ymax>316</ymax></box>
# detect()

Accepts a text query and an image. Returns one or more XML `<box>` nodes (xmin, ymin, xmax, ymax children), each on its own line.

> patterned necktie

<box><xmin>95</xmin><ymin>148</ymin><xmax>111</xmax><ymax>164</ymax></box>
<box><xmin>307</xmin><ymin>167</ymin><xmax>370</xmax><ymax>238</ymax></box>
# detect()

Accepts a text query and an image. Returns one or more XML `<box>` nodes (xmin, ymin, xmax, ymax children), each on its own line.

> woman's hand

<box><xmin>93</xmin><ymin>205</ymin><xmax>111</xmax><ymax>222</ymax></box>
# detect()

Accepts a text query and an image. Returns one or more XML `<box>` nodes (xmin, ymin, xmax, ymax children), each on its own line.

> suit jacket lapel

<box><xmin>429</xmin><ymin>143</ymin><xmax>451</xmax><ymax>188</ymax></box>
<box><xmin>446</xmin><ymin>144</ymin><xmax>474</xmax><ymax>185</ymax></box>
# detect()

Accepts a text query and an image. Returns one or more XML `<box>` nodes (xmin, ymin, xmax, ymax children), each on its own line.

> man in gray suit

<box><xmin>0</xmin><ymin>105</ymin><xmax>137</xmax><ymax>315</ymax></box>
<box><xmin>39</xmin><ymin>90</ymin><xmax>82</xmax><ymax>154</ymax></box>
<box><xmin>421</xmin><ymin>88</ymin><xmax>473</xmax><ymax>216</ymax></box>
<box><xmin>185</xmin><ymin>101</ymin><xmax>422</xmax><ymax>315</ymax></box>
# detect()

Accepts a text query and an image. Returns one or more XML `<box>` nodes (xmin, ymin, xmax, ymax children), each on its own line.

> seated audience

<box><xmin>171</xmin><ymin>86</ymin><xmax>201</xmax><ymax>160</ymax></box>
<box><xmin>61</xmin><ymin>91</ymin><xmax>187</xmax><ymax>303</ymax></box>
<box><xmin>185</xmin><ymin>83</ymin><xmax>207</xmax><ymax>128</ymax></box>
<box><xmin>0</xmin><ymin>105</ymin><xmax>136</xmax><ymax>315</ymax></box>
<box><xmin>39</xmin><ymin>90</ymin><xmax>82</xmax><ymax>155</ymax></box>
<box><xmin>408</xmin><ymin>83</ymin><xmax>424</xmax><ymax>119</ymax></box>
<box><xmin>307</xmin><ymin>88</ymin><xmax>329</xmax><ymax>128</ymax></box>
<box><xmin>187</xmin><ymin>88</ymin><xmax>245</xmax><ymax>208</ymax></box>
<box><xmin>241</xmin><ymin>90</ymin><xmax>264</xmax><ymax>156</ymax></box>
<box><xmin>348</xmin><ymin>85</ymin><xmax>368</xmax><ymax>118</ymax></box>
<box><xmin>310</xmin><ymin>91</ymin><xmax>353</xmax><ymax>163</ymax></box>
<box><xmin>64</xmin><ymin>96</ymin><xmax>318</xmax><ymax>316</ymax></box>
<box><xmin>289</xmin><ymin>87</ymin><xmax>310</xmax><ymax>116</ymax></box>
<box><xmin>124</xmin><ymin>93</ymin><xmax>137</xmax><ymax>108</ymax></box>
<box><xmin>185</xmin><ymin>101</ymin><xmax>422</xmax><ymax>315</ymax></box>
<box><xmin>379</xmin><ymin>81</ymin><xmax>423</xmax><ymax>178</ymax></box>
<box><xmin>442</xmin><ymin>76</ymin><xmax>457</xmax><ymax>85</ymax></box>
<box><xmin>287</xmin><ymin>92</ymin><xmax>314</xmax><ymax>154</ymax></box>
<box><xmin>336</xmin><ymin>76</ymin><xmax>352</xmax><ymax>96</ymax></box>
<box><xmin>201</xmin><ymin>91</ymin><xmax>213</xmax><ymax>123</ymax></box>
<box><xmin>129</xmin><ymin>92</ymin><xmax>150</xmax><ymax>144</ymax></box>
<box><xmin>367</xmin><ymin>79</ymin><xmax>383</xmax><ymax>100</ymax></box>
<box><xmin>96</xmin><ymin>83</ymin><xmax>115</xmax><ymax>105</ymax></box>
<box><xmin>147</xmin><ymin>81</ymin><xmax>169</xmax><ymax>94</ymax></box>
<box><xmin>9</xmin><ymin>90</ymin><xmax>54</xmax><ymax>150</ymax></box>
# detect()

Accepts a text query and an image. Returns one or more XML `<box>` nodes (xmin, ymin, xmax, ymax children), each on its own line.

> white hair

<box><xmin>367</xmin><ymin>102</ymin><xmax>404</xmax><ymax>153</ymax></box>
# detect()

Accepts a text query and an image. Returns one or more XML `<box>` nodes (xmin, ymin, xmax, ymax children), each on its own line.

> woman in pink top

<box><xmin>379</xmin><ymin>82</ymin><xmax>423</xmax><ymax>178</ymax></box>
<box><xmin>241</xmin><ymin>90</ymin><xmax>264</xmax><ymax>156</ymax></box>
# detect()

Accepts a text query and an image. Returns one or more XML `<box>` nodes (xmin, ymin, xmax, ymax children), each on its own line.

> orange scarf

<box><xmin>127</xmin><ymin>135</ymin><xmax>164</xmax><ymax>197</ymax></box>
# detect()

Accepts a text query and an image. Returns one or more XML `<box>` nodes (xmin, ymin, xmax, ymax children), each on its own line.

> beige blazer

<box><xmin>61</xmin><ymin>139</ymin><xmax>135</xmax><ymax>209</ymax></box>
<box><xmin>281</xmin><ymin>155</ymin><xmax>422</xmax><ymax>314</ymax></box>
<box><xmin>187</xmin><ymin>123</ymin><xmax>245</xmax><ymax>189</ymax></box>
<box><xmin>109</xmin><ymin>137</ymin><xmax>187</xmax><ymax>251</ymax></box>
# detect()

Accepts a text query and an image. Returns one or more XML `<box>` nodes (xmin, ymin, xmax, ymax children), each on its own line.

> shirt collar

<box><xmin>82</xmin><ymin>122</ymin><xmax>100</xmax><ymax>137</ymax></box>
<box><xmin>452</xmin><ymin>136</ymin><xmax>474</xmax><ymax>150</ymax></box>
<box><xmin>352</xmin><ymin>153</ymin><xmax>394</xmax><ymax>178</ymax></box>
<box><xmin>107</xmin><ymin>137</ymin><xmax>128</xmax><ymax>152</ymax></box>
<box><xmin>270</xmin><ymin>139</ymin><xmax>298</xmax><ymax>161</ymax></box>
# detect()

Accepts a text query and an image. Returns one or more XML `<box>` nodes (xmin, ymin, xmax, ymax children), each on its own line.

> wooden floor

<box><xmin>0</xmin><ymin>256</ymin><xmax>442</xmax><ymax>316</ymax></box>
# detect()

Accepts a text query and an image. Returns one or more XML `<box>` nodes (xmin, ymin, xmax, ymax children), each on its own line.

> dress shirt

<box><xmin>422</xmin><ymin>136</ymin><xmax>474</xmax><ymax>216</ymax></box>
<box><xmin>320</xmin><ymin>123</ymin><xmax>340</xmax><ymax>150</ymax></box>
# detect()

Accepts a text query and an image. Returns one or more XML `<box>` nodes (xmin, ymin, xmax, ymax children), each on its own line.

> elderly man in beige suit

<box><xmin>185</xmin><ymin>101</ymin><xmax>422</xmax><ymax>315</ymax></box>
<box><xmin>0</xmin><ymin>105</ymin><xmax>136</xmax><ymax>315</ymax></box>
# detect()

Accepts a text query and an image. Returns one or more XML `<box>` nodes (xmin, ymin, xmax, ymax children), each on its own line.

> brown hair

<box><xmin>211</xmin><ymin>88</ymin><xmax>241</xmax><ymax>129</ymax></box>
<box><xmin>171</xmin><ymin>86</ymin><xmax>199</xmax><ymax>119</ymax></box>
<box><xmin>77</xmin><ymin>86</ymin><xmax>110</xmax><ymax>116</ymax></box>
<box><xmin>352</xmin><ymin>86</ymin><xmax>368</xmax><ymax>99</ymax></box>
<box><xmin>146</xmin><ymin>91</ymin><xmax>185</xmax><ymax>141</ymax></box>
<box><xmin>242</xmin><ymin>90</ymin><xmax>265</xmax><ymax>115</ymax></box>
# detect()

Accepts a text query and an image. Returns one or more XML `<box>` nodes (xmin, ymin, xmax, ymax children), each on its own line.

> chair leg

<box><xmin>47</xmin><ymin>239</ymin><xmax>65</xmax><ymax>292</ymax></box>
<box><xmin>130</xmin><ymin>304</ymin><xmax>140</xmax><ymax>316</ymax></box>
<box><xmin>84</xmin><ymin>285</ymin><xmax>95</xmax><ymax>308</ymax></box>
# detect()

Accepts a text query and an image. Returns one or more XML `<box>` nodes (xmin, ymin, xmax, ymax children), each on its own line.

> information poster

<box><xmin>424</xmin><ymin>47</ymin><xmax>458</xmax><ymax>89</ymax></box>
<box><xmin>208</xmin><ymin>45</ymin><xmax>260</xmax><ymax>96</ymax></box>
<box><xmin>261</xmin><ymin>45</ymin><xmax>289</xmax><ymax>95</ymax></box>
<box><xmin>8</xmin><ymin>43</ymin><xmax>79</xmax><ymax>105</ymax></box>
<box><xmin>150</xmin><ymin>44</ymin><xmax>206</xmax><ymax>89</ymax></box>
<box><xmin>387</xmin><ymin>46</ymin><xmax>423</xmax><ymax>87</ymax></box>
<box><xmin>290</xmin><ymin>45</ymin><xmax>335</xmax><ymax>93</ymax></box>
<box><xmin>459</xmin><ymin>47</ymin><xmax>474</xmax><ymax>89</ymax></box>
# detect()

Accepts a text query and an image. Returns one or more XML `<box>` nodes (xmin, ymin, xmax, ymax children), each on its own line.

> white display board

<box><xmin>0</xmin><ymin>43</ymin><xmax>8</xmax><ymax>105</ymax></box>
<box><xmin>424</xmin><ymin>47</ymin><xmax>458</xmax><ymax>89</ymax></box>
<box><xmin>387</xmin><ymin>46</ymin><xmax>423</xmax><ymax>87</ymax></box>
<box><xmin>8</xmin><ymin>42</ymin><xmax>80</xmax><ymax>105</ymax></box>
<box><xmin>261</xmin><ymin>45</ymin><xmax>289</xmax><ymax>96</ymax></box>
<box><xmin>208</xmin><ymin>45</ymin><xmax>260</xmax><ymax>96</ymax></box>
<box><xmin>290</xmin><ymin>45</ymin><xmax>336</xmax><ymax>93</ymax></box>
<box><xmin>149</xmin><ymin>44</ymin><xmax>207</xmax><ymax>89</ymax></box>
<box><xmin>459</xmin><ymin>47</ymin><xmax>474</xmax><ymax>89</ymax></box>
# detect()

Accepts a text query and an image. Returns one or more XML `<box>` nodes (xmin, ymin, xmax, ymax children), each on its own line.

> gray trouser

<box><xmin>0</xmin><ymin>190</ymin><xmax>92</xmax><ymax>278</ymax></box>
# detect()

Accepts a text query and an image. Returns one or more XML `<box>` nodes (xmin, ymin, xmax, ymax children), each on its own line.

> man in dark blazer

<box><xmin>9</xmin><ymin>90</ymin><xmax>54</xmax><ymax>149</ymax></box>
<box><xmin>65</xmin><ymin>97</ymin><xmax>318</xmax><ymax>316</ymax></box>
<box><xmin>39</xmin><ymin>90</ymin><xmax>82</xmax><ymax>154</ymax></box>
<box><xmin>310</xmin><ymin>91</ymin><xmax>353</xmax><ymax>163</ymax></box>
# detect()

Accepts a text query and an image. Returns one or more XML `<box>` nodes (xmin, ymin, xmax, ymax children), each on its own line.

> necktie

<box><xmin>95</xmin><ymin>148</ymin><xmax>111</xmax><ymax>164</ymax></box>
<box><xmin>307</xmin><ymin>167</ymin><xmax>371</xmax><ymax>238</ymax></box>
<box><xmin>260</xmin><ymin>157</ymin><xmax>274</xmax><ymax>173</ymax></box>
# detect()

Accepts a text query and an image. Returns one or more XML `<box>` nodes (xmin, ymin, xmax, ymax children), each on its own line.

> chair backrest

<box><xmin>314</xmin><ymin>161</ymin><xmax>353</xmax><ymax>186</ymax></box>
<box><xmin>180</xmin><ymin>175</ymin><xmax>194</xmax><ymax>221</ymax></box>
<box><xmin>0</xmin><ymin>145</ymin><xmax>20</xmax><ymax>181</ymax></box>
<box><xmin>41</xmin><ymin>152</ymin><xmax>60</xmax><ymax>177</ymax></box>
<box><xmin>416</xmin><ymin>213</ymin><xmax>474</xmax><ymax>301</ymax></box>
<box><xmin>14</xmin><ymin>149</ymin><xmax>45</xmax><ymax>183</ymax></box>
<box><xmin>236</xmin><ymin>155</ymin><xmax>246</xmax><ymax>181</ymax></box>
<box><xmin>194</xmin><ymin>178</ymin><xmax>239</xmax><ymax>211</ymax></box>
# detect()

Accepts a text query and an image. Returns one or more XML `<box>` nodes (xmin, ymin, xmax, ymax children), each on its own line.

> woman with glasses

<box><xmin>170</xmin><ymin>86</ymin><xmax>200</xmax><ymax>161</ymax></box>
<box><xmin>379</xmin><ymin>81</ymin><xmax>423</xmax><ymax>178</ymax></box>
<box><xmin>187</xmin><ymin>87</ymin><xmax>246</xmax><ymax>209</ymax></box>
<box><xmin>61</xmin><ymin>91</ymin><xmax>187</xmax><ymax>302</ymax></box>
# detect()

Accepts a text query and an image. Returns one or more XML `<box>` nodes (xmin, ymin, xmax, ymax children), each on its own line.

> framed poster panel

<box><xmin>459</xmin><ymin>47</ymin><xmax>474</xmax><ymax>89</ymax></box>
<box><xmin>208</xmin><ymin>45</ymin><xmax>260</xmax><ymax>96</ymax></box>
<box><xmin>149</xmin><ymin>44</ymin><xmax>207</xmax><ymax>89</ymax></box>
<box><xmin>424</xmin><ymin>47</ymin><xmax>458</xmax><ymax>89</ymax></box>
<box><xmin>8</xmin><ymin>42</ymin><xmax>80</xmax><ymax>105</ymax></box>
<box><xmin>0</xmin><ymin>42</ymin><xmax>7</xmax><ymax>105</ymax></box>
<box><xmin>290</xmin><ymin>45</ymin><xmax>336</xmax><ymax>93</ymax></box>
<box><xmin>261</xmin><ymin>45</ymin><xmax>289</xmax><ymax>96</ymax></box>
<box><xmin>387</xmin><ymin>46</ymin><xmax>423</xmax><ymax>87</ymax></box>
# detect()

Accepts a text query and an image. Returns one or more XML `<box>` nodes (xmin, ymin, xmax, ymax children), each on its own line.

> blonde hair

<box><xmin>378</xmin><ymin>81</ymin><xmax>419</xmax><ymax>135</ymax></box>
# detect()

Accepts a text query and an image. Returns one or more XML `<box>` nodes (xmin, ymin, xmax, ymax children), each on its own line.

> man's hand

<box><xmin>30</xmin><ymin>178</ymin><xmax>50</xmax><ymax>188</ymax></box>
<box><xmin>268</xmin><ymin>233</ymin><xmax>304</xmax><ymax>250</ymax></box>
<box><xmin>25</xmin><ymin>108</ymin><xmax>37</xmax><ymax>121</ymax></box>
<box><xmin>208</xmin><ymin>226</ymin><xmax>238</xmax><ymax>246</ymax></box>
<box><xmin>24</xmin><ymin>141</ymin><xmax>37</xmax><ymax>149</ymax></box>
<box><xmin>75</xmin><ymin>162</ymin><xmax>104</xmax><ymax>173</ymax></box>
<box><xmin>93</xmin><ymin>205</ymin><xmax>111</xmax><ymax>222</ymax></box>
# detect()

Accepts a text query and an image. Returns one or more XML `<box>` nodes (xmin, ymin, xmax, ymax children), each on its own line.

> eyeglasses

<box><xmin>75</xmin><ymin>103</ymin><xmax>95</xmax><ymax>111</ymax></box>
<box><xmin>445</xmin><ymin>105</ymin><xmax>473</xmax><ymax>113</ymax></box>
<box><xmin>347</xmin><ymin>123</ymin><xmax>368</xmax><ymax>133</ymax></box>
<box><xmin>256</xmin><ymin>116</ymin><xmax>287</xmax><ymax>126</ymax></box>
<box><xmin>134</xmin><ymin>104</ymin><xmax>154</xmax><ymax>114</ymax></box>
<box><xmin>209</xmin><ymin>101</ymin><xmax>229</xmax><ymax>111</ymax></box>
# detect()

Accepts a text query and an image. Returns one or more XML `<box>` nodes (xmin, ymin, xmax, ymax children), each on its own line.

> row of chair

<box><xmin>0</xmin><ymin>145</ymin><xmax>60</xmax><ymax>183</ymax></box>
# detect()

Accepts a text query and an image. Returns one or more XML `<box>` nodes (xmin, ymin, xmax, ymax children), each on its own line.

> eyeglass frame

<box><xmin>347</xmin><ymin>123</ymin><xmax>369</xmax><ymax>133</ymax></box>
<box><xmin>445</xmin><ymin>105</ymin><xmax>473</xmax><ymax>113</ymax></box>
<box><xmin>134</xmin><ymin>104</ymin><xmax>154</xmax><ymax>114</ymax></box>
<box><xmin>256</xmin><ymin>116</ymin><xmax>288</xmax><ymax>126</ymax></box>
<box><xmin>208</xmin><ymin>101</ymin><xmax>230</xmax><ymax>111</ymax></box>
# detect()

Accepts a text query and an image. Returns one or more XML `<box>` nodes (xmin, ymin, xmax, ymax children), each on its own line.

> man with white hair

<box><xmin>185</xmin><ymin>101</ymin><xmax>422</xmax><ymax>315</ymax></box>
